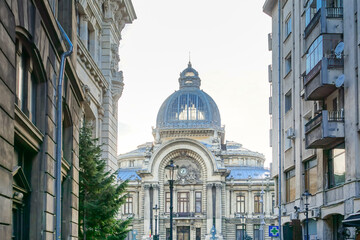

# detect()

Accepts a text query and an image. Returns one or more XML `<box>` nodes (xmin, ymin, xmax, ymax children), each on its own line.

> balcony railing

<box><xmin>305</xmin><ymin>110</ymin><xmax>345</xmax><ymax>149</ymax></box>
<box><xmin>305</xmin><ymin>110</ymin><xmax>344</xmax><ymax>133</ymax></box>
<box><xmin>326</xmin><ymin>7</ymin><xmax>343</xmax><ymax>18</ymax></box>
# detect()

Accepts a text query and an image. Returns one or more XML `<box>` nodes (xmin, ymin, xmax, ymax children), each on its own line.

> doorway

<box><xmin>177</xmin><ymin>226</ymin><xmax>190</xmax><ymax>240</ymax></box>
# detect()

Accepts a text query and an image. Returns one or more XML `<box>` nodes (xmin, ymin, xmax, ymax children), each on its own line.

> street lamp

<box><xmin>259</xmin><ymin>187</ymin><xmax>265</xmax><ymax>240</ymax></box>
<box><xmin>153</xmin><ymin>204</ymin><xmax>159</xmax><ymax>240</ymax></box>
<box><xmin>166</xmin><ymin>160</ymin><xmax>177</xmax><ymax>240</ymax></box>
<box><xmin>302</xmin><ymin>190</ymin><xmax>311</xmax><ymax>240</ymax></box>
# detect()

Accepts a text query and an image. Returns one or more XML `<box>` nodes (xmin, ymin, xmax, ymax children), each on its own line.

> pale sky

<box><xmin>117</xmin><ymin>0</ymin><xmax>273</xmax><ymax>166</ymax></box>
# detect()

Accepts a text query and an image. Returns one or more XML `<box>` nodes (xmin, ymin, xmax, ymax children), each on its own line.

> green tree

<box><xmin>79</xmin><ymin>124</ymin><xmax>131</xmax><ymax>239</ymax></box>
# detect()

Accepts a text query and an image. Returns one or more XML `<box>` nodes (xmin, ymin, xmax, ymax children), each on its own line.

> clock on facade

<box><xmin>179</xmin><ymin>167</ymin><xmax>188</xmax><ymax>176</ymax></box>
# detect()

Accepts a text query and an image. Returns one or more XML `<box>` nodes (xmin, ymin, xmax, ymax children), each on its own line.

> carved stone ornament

<box><xmin>174</xmin><ymin>159</ymin><xmax>201</xmax><ymax>185</ymax></box>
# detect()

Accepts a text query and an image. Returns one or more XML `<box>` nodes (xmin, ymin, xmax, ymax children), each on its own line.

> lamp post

<box><xmin>259</xmin><ymin>187</ymin><xmax>265</xmax><ymax>240</ymax></box>
<box><xmin>302</xmin><ymin>190</ymin><xmax>311</xmax><ymax>240</ymax></box>
<box><xmin>153</xmin><ymin>204</ymin><xmax>159</xmax><ymax>240</ymax></box>
<box><xmin>166</xmin><ymin>160</ymin><xmax>177</xmax><ymax>240</ymax></box>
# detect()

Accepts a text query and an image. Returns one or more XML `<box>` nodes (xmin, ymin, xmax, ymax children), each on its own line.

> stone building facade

<box><xmin>0</xmin><ymin>0</ymin><xmax>135</xmax><ymax>238</ymax></box>
<box><xmin>0</xmin><ymin>0</ymin><xmax>84</xmax><ymax>238</ymax></box>
<box><xmin>76</xmin><ymin>0</ymin><xmax>136</xmax><ymax>172</ymax></box>
<box><xmin>264</xmin><ymin>0</ymin><xmax>360</xmax><ymax>239</ymax></box>
<box><xmin>117</xmin><ymin>63</ymin><xmax>275</xmax><ymax>240</ymax></box>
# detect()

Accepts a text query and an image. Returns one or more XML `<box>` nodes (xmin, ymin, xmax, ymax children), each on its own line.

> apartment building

<box><xmin>263</xmin><ymin>0</ymin><xmax>360</xmax><ymax>239</ymax></box>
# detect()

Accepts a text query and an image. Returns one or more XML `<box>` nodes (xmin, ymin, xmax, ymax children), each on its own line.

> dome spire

<box><xmin>179</xmin><ymin>61</ymin><xmax>200</xmax><ymax>89</ymax></box>
<box><xmin>188</xmin><ymin>51</ymin><xmax>192</xmax><ymax>68</ymax></box>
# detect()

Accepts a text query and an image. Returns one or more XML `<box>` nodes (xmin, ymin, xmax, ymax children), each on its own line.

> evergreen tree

<box><xmin>79</xmin><ymin>124</ymin><xmax>131</xmax><ymax>239</ymax></box>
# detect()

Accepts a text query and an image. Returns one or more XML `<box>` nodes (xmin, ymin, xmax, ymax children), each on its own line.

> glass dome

<box><xmin>156</xmin><ymin>63</ymin><xmax>221</xmax><ymax>130</ymax></box>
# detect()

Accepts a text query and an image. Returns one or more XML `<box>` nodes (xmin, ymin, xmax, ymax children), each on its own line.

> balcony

<box><xmin>304</xmin><ymin>7</ymin><xmax>343</xmax><ymax>39</ymax></box>
<box><xmin>305</xmin><ymin>110</ymin><xmax>344</xmax><ymax>149</ymax></box>
<box><xmin>303</xmin><ymin>57</ymin><xmax>343</xmax><ymax>100</ymax></box>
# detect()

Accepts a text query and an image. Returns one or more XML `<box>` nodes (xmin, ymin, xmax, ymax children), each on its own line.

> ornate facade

<box><xmin>76</xmin><ymin>0</ymin><xmax>136</xmax><ymax>172</ymax></box>
<box><xmin>118</xmin><ymin>63</ymin><xmax>275</xmax><ymax>240</ymax></box>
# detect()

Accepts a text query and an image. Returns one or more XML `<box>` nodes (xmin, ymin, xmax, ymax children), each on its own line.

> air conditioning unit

<box><xmin>286</xmin><ymin>128</ymin><xmax>295</xmax><ymax>139</ymax></box>
<box><xmin>314</xmin><ymin>101</ymin><xmax>323</xmax><ymax>114</ymax></box>
<box><xmin>310</xmin><ymin>208</ymin><xmax>321</xmax><ymax>219</ymax></box>
<box><xmin>268</xmin><ymin>33</ymin><xmax>272</xmax><ymax>51</ymax></box>
<box><xmin>290</xmin><ymin>212</ymin><xmax>298</xmax><ymax>220</ymax></box>
<box><xmin>268</xmin><ymin>64</ymin><xmax>273</xmax><ymax>82</ymax></box>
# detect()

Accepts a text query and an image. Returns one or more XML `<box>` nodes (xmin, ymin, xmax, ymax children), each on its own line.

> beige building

<box><xmin>76</xmin><ymin>0</ymin><xmax>136</xmax><ymax>172</ymax></box>
<box><xmin>264</xmin><ymin>0</ymin><xmax>360</xmax><ymax>239</ymax></box>
<box><xmin>117</xmin><ymin>63</ymin><xmax>275</xmax><ymax>240</ymax></box>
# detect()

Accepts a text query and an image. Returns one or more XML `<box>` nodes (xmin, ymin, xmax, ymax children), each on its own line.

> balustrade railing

<box><xmin>326</xmin><ymin>7</ymin><xmax>343</xmax><ymax>18</ymax></box>
<box><xmin>305</xmin><ymin>110</ymin><xmax>344</xmax><ymax>133</ymax></box>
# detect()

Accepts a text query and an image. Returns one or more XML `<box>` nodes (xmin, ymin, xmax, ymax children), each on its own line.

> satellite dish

<box><xmin>334</xmin><ymin>42</ymin><xmax>344</xmax><ymax>59</ymax></box>
<box><xmin>335</xmin><ymin>74</ymin><xmax>345</xmax><ymax>88</ymax></box>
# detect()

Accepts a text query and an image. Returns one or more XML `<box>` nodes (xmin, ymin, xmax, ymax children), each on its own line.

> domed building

<box><xmin>117</xmin><ymin>63</ymin><xmax>275</xmax><ymax>240</ymax></box>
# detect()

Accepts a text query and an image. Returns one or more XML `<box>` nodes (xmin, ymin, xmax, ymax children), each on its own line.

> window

<box><xmin>177</xmin><ymin>192</ymin><xmax>189</xmax><ymax>213</ymax></box>
<box><xmin>306</xmin><ymin>36</ymin><xmax>323</xmax><ymax>74</ymax></box>
<box><xmin>166</xmin><ymin>228</ymin><xmax>170</xmax><ymax>240</ymax></box>
<box><xmin>165</xmin><ymin>192</ymin><xmax>170</xmax><ymax>213</ymax></box>
<box><xmin>253</xmin><ymin>225</ymin><xmax>260</xmax><ymax>240</ymax></box>
<box><xmin>196</xmin><ymin>228</ymin><xmax>201</xmax><ymax>240</ymax></box>
<box><xmin>254</xmin><ymin>194</ymin><xmax>262</xmax><ymax>213</ymax></box>
<box><xmin>328</xmin><ymin>143</ymin><xmax>345</xmax><ymax>188</ymax></box>
<box><xmin>305</xmin><ymin>0</ymin><xmax>322</xmax><ymax>26</ymax></box>
<box><xmin>129</xmin><ymin>160</ymin><xmax>135</xmax><ymax>167</ymax></box>
<box><xmin>271</xmin><ymin>194</ymin><xmax>275</xmax><ymax>214</ymax></box>
<box><xmin>195</xmin><ymin>191</ymin><xmax>202</xmax><ymax>213</ymax></box>
<box><xmin>236</xmin><ymin>194</ymin><xmax>245</xmax><ymax>213</ymax></box>
<box><xmin>285</xmin><ymin>90</ymin><xmax>292</xmax><ymax>113</ymax></box>
<box><xmin>16</xmin><ymin>41</ymin><xmax>38</xmax><ymax>124</ymax></box>
<box><xmin>285</xmin><ymin>16</ymin><xmax>292</xmax><ymax>38</ymax></box>
<box><xmin>304</xmin><ymin>158</ymin><xmax>317</xmax><ymax>195</ymax></box>
<box><xmin>236</xmin><ymin>224</ymin><xmax>246</xmax><ymax>240</ymax></box>
<box><xmin>13</xmin><ymin>144</ymin><xmax>33</xmax><ymax>239</ymax></box>
<box><xmin>286</xmin><ymin>169</ymin><xmax>296</xmax><ymax>202</ymax></box>
<box><xmin>124</xmin><ymin>196</ymin><xmax>133</xmax><ymax>214</ymax></box>
<box><xmin>285</xmin><ymin>53</ymin><xmax>292</xmax><ymax>75</ymax></box>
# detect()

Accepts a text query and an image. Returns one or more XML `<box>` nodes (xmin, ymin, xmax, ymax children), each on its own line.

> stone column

<box><xmin>143</xmin><ymin>184</ymin><xmax>151</xmax><ymax>236</ymax></box>
<box><xmin>206</xmin><ymin>183</ymin><xmax>213</xmax><ymax>233</ymax></box>
<box><xmin>190</xmin><ymin>186</ymin><xmax>194</xmax><ymax>213</ymax></box>
<box><xmin>79</xmin><ymin>14</ymin><xmax>89</xmax><ymax>45</ymax></box>
<box><xmin>153</xmin><ymin>184</ymin><xmax>159</xmax><ymax>236</ymax></box>
<box><xmin>215</xmin><ymin>183</ymin><xmax>222</xmax><ymax>234</ymax></box>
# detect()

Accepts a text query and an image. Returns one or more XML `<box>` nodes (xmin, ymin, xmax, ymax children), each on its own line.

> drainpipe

<box><xmin>55</xmin><ymin>20</ymin><xmax>73</xmax><ymax>240</ymax></box>
<box><xmin>277</xmin><ymin>0</ymin><xmax>282</xmax><ymax>239</ymax></box>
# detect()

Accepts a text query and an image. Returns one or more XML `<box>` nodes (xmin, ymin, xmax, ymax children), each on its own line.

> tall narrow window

<box><xmin>195</xmin><ymin>191</ymin><xmax>202</xmax><ymax>213</ymax></box>
<box><xmin>236</xmin><ymin>224</ymin><xmax>246</xmax><ymax>240</ymax></box>
<box><xmin>328</xmin><ymin>143</ymin><xmax>345</xmax><ymax>188</ymax></box>
<box><xmin>285</xmin><ymin>53</ymin><xmax>292</xmax><ymax>75</ymax></box>
<box><xmin>196</xmin><ymin>228</ymin><xmax>201</xmax><ymax>240</ymax></box>
<box><xmin>177</xmin><ymin>192</ymin><xmax>189</xmax><ymax>213</ymax></box>
<box><xmin>236</xmin><ymin>194</ymin><xmax>245</xmax><ymax>213</ymax></box>
<box><xmin>253</xmin><ymin>225</ymin><xmax>260</xmax><ymax>240</ymax></box>
<box><xmin>165</xmin><ymin>192</ymin><xmax>170</xmax><ymax>213</ymax></box>
<box><xmin>16</xmin><ymin>41</ymin><xmax>38</xmax><ymax>125</ymax></box>
<box><xmin>285</xmin><ymin>16</ymin><xmax>292</xmax><ymax>38</ymax></box>
<box><xmin>124</xmin><ymin>196</ymin><xmax>133</xmax><ymax>214</ymax></box>
<box><xmin>304</xmin><ymin>158</ymin><xmax>317</xmax><ymax>195</ymax></box>
<box><xmin>254</xmin><ymin>194</ymin><xmax>262</xmax><ymax>213</ymax></box>
<box><xmin>286</xmin><ymin>169</ymin><xmax>296</xmax><ymax>202</ymax></box>
<box><xmin>285</xmin><ymin>90</ymin><xmax>292</xmax><ymax>113</ymax></box>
